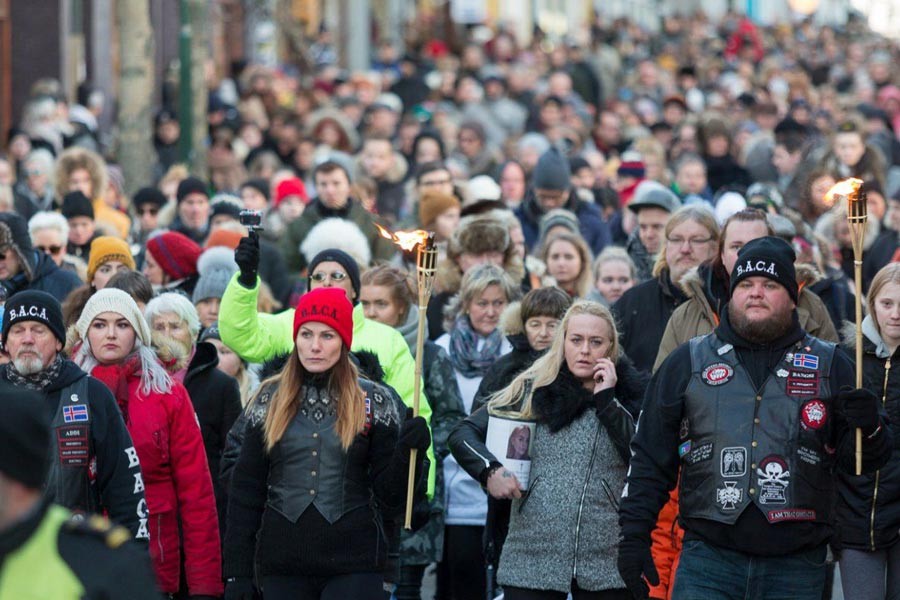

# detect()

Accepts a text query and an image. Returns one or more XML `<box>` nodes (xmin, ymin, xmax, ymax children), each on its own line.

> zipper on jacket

<box><xmin>869</xmin><ymin>357</ymin><xmax>891</xmax><ymax>551</ymax></box>
<box><xmin>572</xmin><ymin>425</ymin><xmax>601</xmax><ymax>581</ymax></box>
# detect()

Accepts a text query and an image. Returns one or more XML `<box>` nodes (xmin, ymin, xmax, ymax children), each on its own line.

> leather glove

<box><xmin>837</xmin><ymin>388</ymin><xmax>880</xmax><ymax>435</ymax></box>
<box><xmin>617</xmin><ymin>536</ymin><xmax>659</xmax><ymax>600</ymax></box>
<box><xmin>398</xmin><ymin>410</ymin><xmax>431</xmax><ymax>452</ymax></box>
<box><xmin>234</xmin><ymin>232</ymin><xmax>260</xmax><ymax>288</ymax></box>
<box><xmin>224</xmin><ymin>577</ymin><xmax>255</xmax><ymax>600</ymax></box>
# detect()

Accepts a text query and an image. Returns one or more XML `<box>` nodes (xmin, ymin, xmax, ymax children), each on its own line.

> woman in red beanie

<box><xmin>143</xmin><ymin>230</ymin><xmax>202</xmax><ymax>297</ymax></box>
<box><xmin>223</xmin><ymin>287</ymin><xmax>430</xmax><ymax>600</ymax></box>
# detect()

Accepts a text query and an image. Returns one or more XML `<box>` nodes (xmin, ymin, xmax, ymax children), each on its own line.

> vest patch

<box><xmin>702</xmin><ymin>363</ymin><xmax>734</xmax><ymax>386</ymax></box>
<box><xmin>757</xmin><ymin>455</ymin><xmax>790</xmax><ymax>505</ymax></box>
<box><xmin>679</xmin><ymin>440</ymin><xmax>692</xmax><ymax>457</ymax></box>
<box><xmin>62</xmin><ymin>405</ymin><xmax>88</xmax><ymax>423</ymax></box>
<box><xmin>792</xmin><ymin>353</ymin><xmax>819</xmax><ymax>369</ymax></box>
<box><xmin>767</xmin><ymin>508</ymin><xmax>816</xmax><ymax>523</ymax></box>
<box><xmin>684</xmin><ymin>442</ymin><xmax>713</xmax><ymax>465</ymax></box>
<box><xmin>716</xmin><ymin>481</ymin><xmax>743</xmax><ymax>510</ymax></box>
<box><xmin>679</xmin><ymin>417</ymin><xmax>690</xmax><ymax>440</ymax></box>
<box><xmin>720</xmin><ymin>446</ymin><xmax>747</xmax><ymax>477</ymax></box>
<box><xmin>800</xmin><ymin>400</ymin><xmax>827</xmax><ymax>430</ymax></box>
<box><xmin>787</xmin><ymin>369</ymin><xmax>819</xmax><ymax>397</ymax></box>
<box><xmin>56</xmin><ymin>426</ymin><xmax>89</xmax><ymax>467</ymax></box>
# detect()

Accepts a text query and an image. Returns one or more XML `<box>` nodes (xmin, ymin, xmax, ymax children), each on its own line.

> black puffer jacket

<box><xmin>184</xmin><ymin>341</ymin><xmax>242</xmax><ymax>537</ymax></box>
<box><xmin>836</xmin><ymin>317</ymin><xmax>900</xmax><ymax>551</ymax></box>
<box><xmin>611</xmin><ymin>269</ymin><xmax>687</xmax><ymax>374</ymax></box>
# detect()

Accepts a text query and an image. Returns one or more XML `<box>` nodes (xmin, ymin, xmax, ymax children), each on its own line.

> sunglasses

<box><xmin>310</xmin><ymin>271</ymin><xmax>348</xmax><ymax>282</ymax></box>
<box><xmin>137</xmin><ymin>207</ymin><xmax>160</xmax><ymax>216</ymax></box>
<box><xmin>37</xmin><ymin>245</ymin><xmax>63</xmax><ymax>254</ymax></box>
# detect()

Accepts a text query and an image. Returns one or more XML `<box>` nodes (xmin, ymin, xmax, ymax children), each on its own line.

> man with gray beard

<box><xmin>618</xmin><ymin>237</ymin><xmax>891</xmax><ymax>600</ymax></box>
<box><xmin>0</xmin><ymin>290</ymin><xmax>148</xmax><ymax>541</ymax></box>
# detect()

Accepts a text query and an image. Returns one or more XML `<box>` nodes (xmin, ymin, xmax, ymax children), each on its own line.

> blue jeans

<box><xmin>672</xmin><ymin>539</ymin><xmax>827</xmax><ymax>600</ymax></box>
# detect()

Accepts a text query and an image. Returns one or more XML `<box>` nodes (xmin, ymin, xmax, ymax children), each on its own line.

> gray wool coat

<box><xmin>497</xmin><ymin>410</ymin><xmax>627</xmax><ymax>592</ymax></box>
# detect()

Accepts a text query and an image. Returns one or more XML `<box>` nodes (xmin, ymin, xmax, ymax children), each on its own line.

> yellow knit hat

<box><xmin>87</xmin><ymin>236</ymin><xmax>135</xmax><ymax>283</ymax></box>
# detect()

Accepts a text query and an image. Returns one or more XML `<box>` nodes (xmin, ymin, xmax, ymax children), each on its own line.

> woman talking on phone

<box><xmin>449</xmin><ymin>300</ymin><xmax>647</xmax><ymax>599</ymax></box>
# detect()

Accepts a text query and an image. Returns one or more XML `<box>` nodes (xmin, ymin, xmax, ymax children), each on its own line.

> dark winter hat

<box><xmin>293</xmin><ymin>287</ymin><xmax>354</xmax><ymax>349</ymax></box>
<box><xmin>176</xmin><ymin>176</ymin><xmax>209</xmax><ymax>203</ymax></box>
<box><xmin>2</xmin><ymin>290</ymin><xmax>66</xmax><ymax>345</ymax></box>
<box><xmin>569</xmin><ymin>156</ymin><xmax>591</xmax><ymax>174</ymax></box>
<box><xmin>146</xmin><ymin>231</ymin><xmax>202</xmax><ymax>281</ymax></box>
<box><xmin>628</xmin><ymin>181</ymin><xmax>682</xmax><ymax>214</ymax></box>
<box><xmin>133</xmin><ymin>187</ymin><xmax>167</xmax><ymax>210</ymax></box>
<box><xmin>199</xmin><ymin>322</ymin><xmax>221</xmax><ymax>343</ymax></box>
<box><xmin>208</xmin><ymin>195</ymin><xmax>243</xmax><ymax>223</ymax></box>
<box><xmin>0</xmin><ymin>385</ymin><xmax>50</xmax><ymax>489</ymax></box>
<box><xmin>730</xmin><ymin>236</ymin><xmax>798</xmax><ymax>304</ymax></box>
<box><xmin>240</xmin><ymin>179</ymin><xmax>270</xmax><ymax>202</ymax></box>
<box><xmin>0</xmin><ymin>212</ymin><xmax>35</xmax><ymax>280</ymax></box>
<box><xmin>307</xmin><ymin>248</ymin><xmax>361</xmax><ymax>303</ymax></box>
<box><xmin>61</xmin><ymin>191</ymin><xmax>95</xmax><ymax>220</ymax></box>
<box><xmin>532</xmin><ymin>148</ymin><xmax>571</xmax><ymax>191</ymax></box>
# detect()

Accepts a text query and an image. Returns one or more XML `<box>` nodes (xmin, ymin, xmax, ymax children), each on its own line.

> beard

<box><xmin>12</xmin><ymin>354</ymin><xmax>44</xmax><ymax>375</ymax></box>
<box><xmin>730</xmin><ymin>305</ymin><xmax>794</xmax><ymax>344</ymax></box>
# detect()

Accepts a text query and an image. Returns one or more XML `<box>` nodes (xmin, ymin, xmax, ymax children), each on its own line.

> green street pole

<box><xmin>178</xmin><ymin>0</ymin><xmax>193</xmax><ymax>168</ymax></box>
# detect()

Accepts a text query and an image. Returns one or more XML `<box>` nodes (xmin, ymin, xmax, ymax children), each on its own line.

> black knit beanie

<box><xmin>133</xmin><ymin>187</ymin><xmax>167</xmax><ymax>209</ymax></box>
<box><xmin>176</xmin><ymin>176</ymin><xmax>209</xmax><ymax>203</ymax></box>
<box><xmin>2</xmin><ymin>290</ymin><xmax>66</xmax><ymax>345</ymax></box>
<box><xmin>307</xmin><ymin>248</ymin><xmax>361</xmax><ymax>303</ymax></box>
<box><xmin>730</xmin><ymin>236</ymin><xmax>798</xmax><ymax>304</ymax></box>
<box><xmin>61</xmin><ymin>191</ymin><xmax>95</xmax><ymax>220</ymax></box>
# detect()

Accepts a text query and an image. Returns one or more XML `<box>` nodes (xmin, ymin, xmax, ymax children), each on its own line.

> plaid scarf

<box><xmin>448</xmin><ymin>315</ymin><xmax>504</xmax><ymax>378</ymax></box>
<box><xmin>5</xmin><ymin>354</ymin><xmax>64</xmax><ymax>391</ymax></box>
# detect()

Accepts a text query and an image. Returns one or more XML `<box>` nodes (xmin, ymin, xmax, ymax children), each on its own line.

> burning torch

<box><xmin>377</xmin><ymin>224</ymin><xmax>438</xmax><ymax>528</ymax></box>
<box><xmin>825</xmin><ymin>177</ymin><xmax>866</xmax><ymax>475</ymax></box>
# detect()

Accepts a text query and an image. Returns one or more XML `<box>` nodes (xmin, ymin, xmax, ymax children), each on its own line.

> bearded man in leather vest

<box><xmin>0</xmin><ymin>290</ymin><xmax>147</xmax><ymax>541</ymax></box>
<box><xmin>617</xmin><ymin>237</ymin><xmax>892</xmax><ymax>600</ymax></box>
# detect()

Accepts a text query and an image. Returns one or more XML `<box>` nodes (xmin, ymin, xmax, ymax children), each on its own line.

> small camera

<box><xmin>239</xmin><ymin>209</ymin><xmax>264</xmax><ymax>231</ymax></box>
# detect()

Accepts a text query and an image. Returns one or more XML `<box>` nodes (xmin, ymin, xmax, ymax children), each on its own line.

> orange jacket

<box><xmin>649</xmin><ymin>487</ymin><xmax>683</xmax><ymax>600</ymax></box>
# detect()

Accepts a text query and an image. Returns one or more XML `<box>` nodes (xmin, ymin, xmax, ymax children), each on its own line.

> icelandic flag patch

<box><xmin>63</xmin><ymin>405</ymin><xmax>89</xmax><ymax>423</ymax></box>
<box><xmin>792</xmin><ymin>353</ymin><xmax>819</xmax><ymax>370</ymax></box>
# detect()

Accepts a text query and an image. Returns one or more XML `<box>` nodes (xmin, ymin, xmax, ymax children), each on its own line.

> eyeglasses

<box><xmin>37</xmin><ymin>245</ymin><xmax>63</xmax><ymax>254</ymax></box>
<box><xmin>667</xmin><ymin>236</ymin><xmax>713</xmax><ymax>248</ymax></box>
<box><xmin>137</xmin><ymin>207</ymin><xmax>159</xmax><ymax>216</ymax></box>
<box><xmin>310</xmin><ymin>271</ymin><xmax>348</xmax><ymax>283</ymax></box>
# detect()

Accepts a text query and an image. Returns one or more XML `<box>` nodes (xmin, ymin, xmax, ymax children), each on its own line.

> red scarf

<box><xmin>91</xmin><ymin>356</ymin><xmax>142</xmax><ymax>424</ymax></box>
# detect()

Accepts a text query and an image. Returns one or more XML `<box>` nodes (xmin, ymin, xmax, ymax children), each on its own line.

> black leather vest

<box><xmin>679</xmin><ymin>332</ymin><xmax>837</xmax><ymax>525</ymax></box>
<box><xmin>44</xmin><ymin>377</ymin><xmax>100</xmax><ymax>515</ymax></box>
<box><xmin>267</xmin><ymin>380</ymin><xmax>377</xmax><ymax>524</ymax></box>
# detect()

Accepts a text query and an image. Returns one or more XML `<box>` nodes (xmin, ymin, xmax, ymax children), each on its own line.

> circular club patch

<box><xmin>801</xmin><ymin>399</ymin><xmax>827</xmax><ymax>430</ymax></box>
<box><xmin>702</xmin><ymin>363</ymin><xmax>734</xmax><ymax>386</ymax></box>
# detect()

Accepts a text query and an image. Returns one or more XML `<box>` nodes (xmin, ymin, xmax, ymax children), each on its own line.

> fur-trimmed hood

<box><xmin>499</xmin><ymin>301</ymin><xmax>524</xmax><ymax>337</ymax></box>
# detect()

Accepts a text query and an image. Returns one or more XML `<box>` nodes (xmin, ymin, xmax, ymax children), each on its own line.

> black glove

<box><xmin>234</xmin><ymin>232</ymin><xmax>260</xmax><ymax>288</ymax></box>
<box><xmin>837</xmin><ymin>388</ymin><xmax>880</xmax><ymax>434</ymax></box>
<box><xmin>617</xmin><ymin>536</ymin><xmax>659</xmax><ymax>600</ymax></box>
<box><xmin>224</xmin><ymin>577</ymin><xmax>255</xmax><ymax>600</ymax></box>
<box><xmin>398</xmin><ymin>411</ymin><xmax>431</xmax><ymax>452</ymax></box>
<box><xmin>190</xmin><ymin>596</ymin><xmax>222</xmax><ymax>600</ymax></box>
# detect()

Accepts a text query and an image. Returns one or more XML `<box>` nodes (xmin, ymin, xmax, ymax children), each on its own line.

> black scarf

<box><xmin>4</xmin><ymin>354</ymin><xmax>64</xmax><ymax>391</ymax></box>
<box><xmin>531</xmin><ymin>362</ymin><xmax>594</xmax><ymax>433</ymax></box>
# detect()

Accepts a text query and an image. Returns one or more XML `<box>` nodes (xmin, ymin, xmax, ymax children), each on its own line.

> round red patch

<box><xmin>801</xmin><ymin>399</ymin><xmax>827</xmax><ymax>430</ymax></box>
<box><xmin>702</xmin><ymin>363</ymin><xmax>734</xmax><ymax>386</ymax></box>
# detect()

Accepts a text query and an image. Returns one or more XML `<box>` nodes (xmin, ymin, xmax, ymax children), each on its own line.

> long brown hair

<box><xmin>261</xmin><ymin>346</ymin><xmax>366</xmax><ymax>451</ymax></box>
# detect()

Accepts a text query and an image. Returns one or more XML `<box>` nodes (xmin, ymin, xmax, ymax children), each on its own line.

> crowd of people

<box><xmin>2</xmin><ymin>7</ymin><xmax>900</xmax><ymax>600</ymax></box>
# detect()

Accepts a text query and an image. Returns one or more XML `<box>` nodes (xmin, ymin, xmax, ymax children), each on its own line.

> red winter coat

<box><xmin>92</xmin><ymin>358</ymin><xmax>223</xmax><ymax>596</ymax></box>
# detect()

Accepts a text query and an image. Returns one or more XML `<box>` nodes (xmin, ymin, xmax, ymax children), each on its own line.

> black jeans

<box><xmin>261</xmin><ymin>572</ymin><xmax>388</xmax><ymax>600</ymax></box>
<box><xmin>504</xmin><ymin>583</ymin><xmax>631</xmax><ymax>600</ymax></box>
<box><xmin>436</xmin><ymin>525</ymin><xmax>486</xmax><ymax>600</ymax></box>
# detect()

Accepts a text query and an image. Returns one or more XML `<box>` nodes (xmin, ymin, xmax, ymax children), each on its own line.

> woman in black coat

<box><xmin>836</xmin><ymin>263</ymin><xmax>900</xmax><ymax>599</ymax></box>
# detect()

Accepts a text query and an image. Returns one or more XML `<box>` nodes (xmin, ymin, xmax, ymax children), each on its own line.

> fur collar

<box><xmin>531</xmin><ymin>363</ymin><xmax>594</xmax><ymax>433</ymax></box>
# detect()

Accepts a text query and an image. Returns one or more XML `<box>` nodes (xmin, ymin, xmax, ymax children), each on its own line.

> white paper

<box><xmin>486</xmin><ymin>415</ymin><xmax>536</xmax><ymax>490</ymax></box>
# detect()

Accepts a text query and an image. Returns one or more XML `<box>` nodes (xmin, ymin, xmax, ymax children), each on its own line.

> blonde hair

<box><xmin>260</xmin><ymin>346</ymin><xmax>366</xmax><ymax>451</ymax></box>
<box><xmin>652</xmin><ymin>205</ymin><xmax>720</xmax><ymax>278</ymax></box>
<box><xmin>539</xmin><ymin>232</ymin><xmax>594</xmax><ymax>298</ymax></box>
<box><xmin>54</xmin><ymin>147</ymin><xmax>107</xmax><ymax>201</ymax></box>
<box><xmin>487</xmin><ymin>300</ymin><xmax>619</xmax><ymax>419</ymax></box>
<box><xmin>867</xmin><ymin>263</ymin><xmax>900</xmax><ymax>337</ymax></box>
<box><xmin>592</xmin><ymin>246</ymin><xmax>636</xmax><ymax>281</ymax></box>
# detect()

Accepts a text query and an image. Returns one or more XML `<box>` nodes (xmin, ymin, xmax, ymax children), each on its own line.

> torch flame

<box><xmin>823</xmin><ymin>177</ymin><xmax>864</xmax><ymax>208</ymax></box>
<box><xmin>375</xmin><ymin>223</ymin><xmax>430</xmax><ymax>252</ymax></box>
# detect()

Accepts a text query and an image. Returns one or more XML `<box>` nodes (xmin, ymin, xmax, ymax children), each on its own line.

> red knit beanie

<box><xmin>292</xmin><ymin>287</ymin><xmax>353</xmax><ymax>349</ymax></box>
<box><xmin>147</xmin><ymin>231</ymin><xmax>202</xmax><ymax>280</ymax></box>
<box><xmin>274</xmin><ymin>177</ymin><xmax>309</xmax><ymax>208</ymax></box>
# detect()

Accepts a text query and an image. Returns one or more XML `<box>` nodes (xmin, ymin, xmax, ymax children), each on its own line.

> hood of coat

<box><xmin>842</xmin><ymin>314</ymin><xmax>895</xmax><ymax>360</ymax></box>
<box><xmin>186</xmin><ymin>341</ymin><xmax>219</xmax><ymax>379</ymax></box>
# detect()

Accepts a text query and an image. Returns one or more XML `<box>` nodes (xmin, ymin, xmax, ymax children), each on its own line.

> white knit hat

<box><xmin>76</xmin><ymin>288</ymin><xmax>152</xmax><ymax>346</ymax></box>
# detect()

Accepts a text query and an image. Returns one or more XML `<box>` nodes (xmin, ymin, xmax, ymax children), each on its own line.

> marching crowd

<box><xmin>4</xmin><ymin>7</ymin><xmax>900</xmax><ymax>600</ymax></box>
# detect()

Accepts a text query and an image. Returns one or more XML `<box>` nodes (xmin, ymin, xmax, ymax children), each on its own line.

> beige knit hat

<box><xmin>76</xmin><ymin>288</ymin><xmax>152</xmax><ymax>347</ymax></box>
